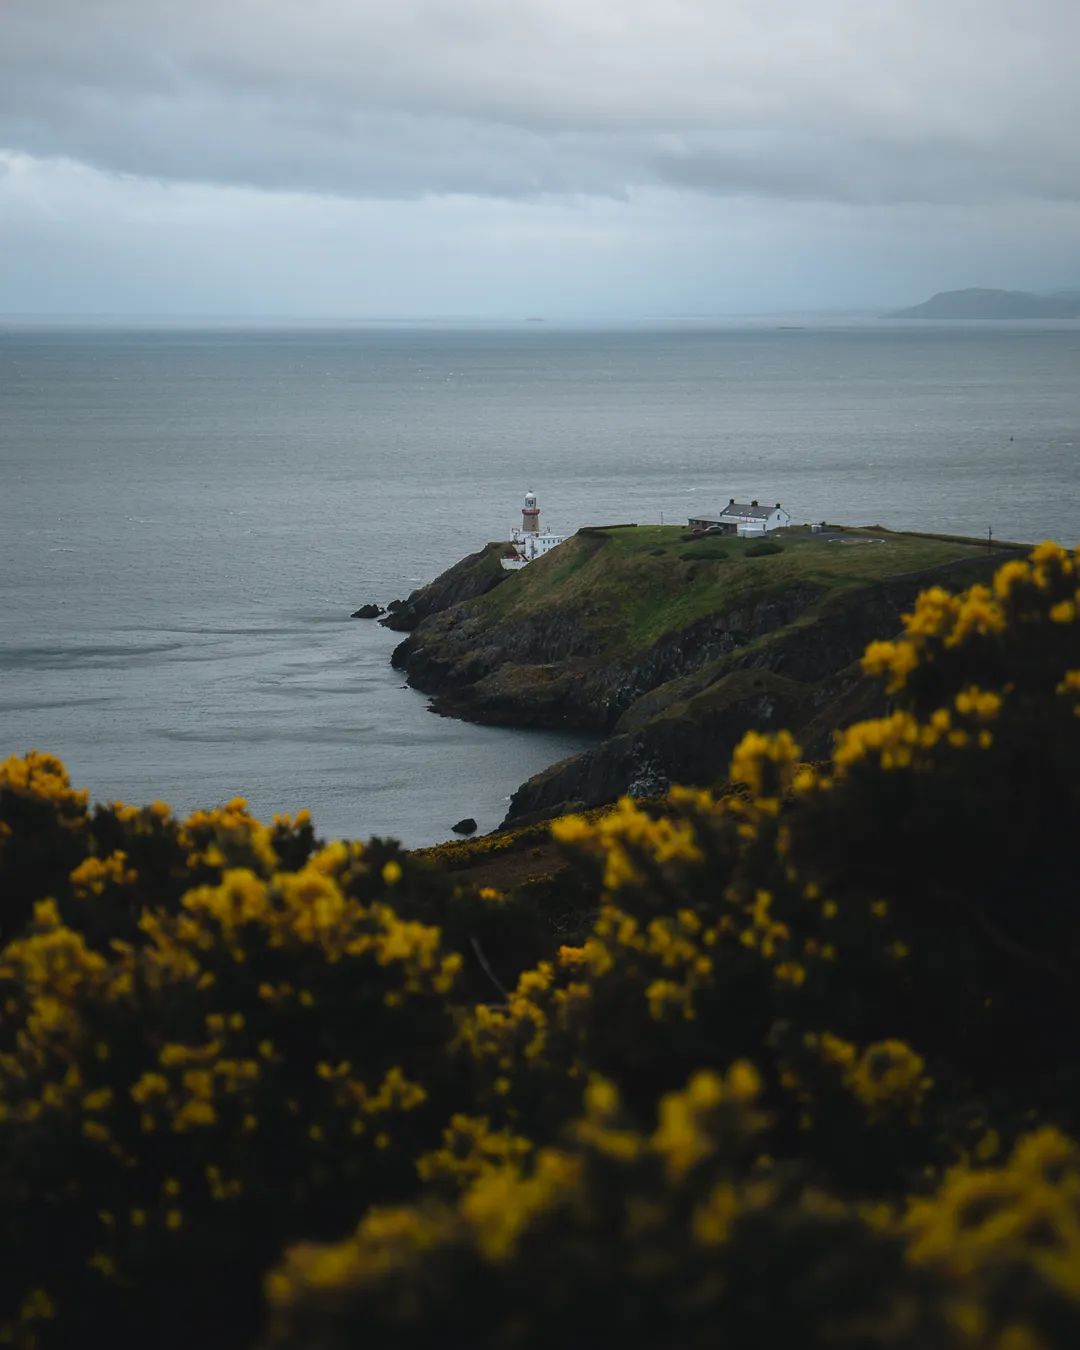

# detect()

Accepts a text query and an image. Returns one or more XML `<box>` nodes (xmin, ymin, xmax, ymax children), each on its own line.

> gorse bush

<box><xmin>1</xmin><ymin>541</ymin><xmax>1079</xmax><ymax>1350</ymax></box>
<box><xmin>0</xmin><ymin>799</ymin><xmax>467</xmax><ymax>1349</ymax></box>
<box><xmin>264</xmin><ymin>1072</ymin><xmax>1080</xmax><ymax>1350</ymax></box>
<box><xmin>0</xmin><ymin>780</ymin><xmax>555</xmax><ymax>1349</ymax></box>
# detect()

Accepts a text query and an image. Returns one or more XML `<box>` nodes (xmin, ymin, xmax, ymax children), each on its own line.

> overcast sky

<box><xmin>2</xmin><ymin>0</ymin><xmax>1078</xmax><ymax>317</ymax></box>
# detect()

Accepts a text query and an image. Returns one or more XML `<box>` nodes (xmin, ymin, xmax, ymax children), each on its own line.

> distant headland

<box><xmin>888</xmin><ymin>287</ymin><xmax>1080</xmax><ymax>320</ymax></box>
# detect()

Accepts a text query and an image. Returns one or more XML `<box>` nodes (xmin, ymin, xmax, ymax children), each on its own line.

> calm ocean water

<box><xmin>2</xmin><ymin>321</ymin><xmax>1078</xmax><ymax>845</ymax></box>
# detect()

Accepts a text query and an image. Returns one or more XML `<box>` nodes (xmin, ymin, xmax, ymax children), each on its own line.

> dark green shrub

<box><xmin>679</xmin><ymin>543</ymin><xmax>730</xmax><ymax>561</ymax></box>
<box><xmin>745</xmin><ymin>538</ymin><xmax>783</xmax><ymax>557</ymax></box>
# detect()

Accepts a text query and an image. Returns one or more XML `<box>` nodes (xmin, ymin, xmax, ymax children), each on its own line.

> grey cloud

<box><xmin>3</xmin><ymin>152</ymin><xmax>1080</xmax><ymax>317</ymax></box>
<box><xmin>1</xmin><ymin>0</ymin><xmax>1078</xmax><ymax>205</ymax></box>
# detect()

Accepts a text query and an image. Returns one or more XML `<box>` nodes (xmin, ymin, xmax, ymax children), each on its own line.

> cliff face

<box><xmin>385</xmin><ymin>526</ymin><xmax>1020</xmax><ymax>824</ymax></box>
<box><xmin>393</xmin><ymin>573</ymin><xmax>822</xmax><ymax>730</ymax></box>
<box><xmin>379</xmin><ymin>541</ymin><xmax>513</xmax><ymax>632</ymax></box>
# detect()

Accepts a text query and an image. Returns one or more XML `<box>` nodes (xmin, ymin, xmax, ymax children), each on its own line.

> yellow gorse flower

<box><xmin>954</xmin><ymin>686</ymin><xmax>1003</xmax><ymax>720</ymax></box>
<box><xmin>461</xmin><ymin>1149</ymin><xmax>582</xmax><ymax>1262</ymax></box>
<box><xmin>859</xmin><ymin>545</ymin><xmax>1080</xmax><ymax>705</ymax></box>
<box><xmin>804</xmin><ymin>1034</ymin><xmax>931</xmax><ymax>1123</ymax></box>
<box><xmin>569</xmin><ymin>1075</ymin><xmax>644</xmax><ymax>1163</ymax></box>
<box><xmin>862</xmin><ymin>638</ymin><xmax>919</xmax><ymax>693</ymax></box>
<box><xmin>416</xmin><ymin>1114</ymin><xmax>533</xmax><ymax>1184</ymax></box>
<box><xmin>69</xmin><ymin>851</ymin><xmax>138</xmax><ymax>899</ymax></box>
<box><xmin>905</xmin><ymin>1127</ymin><xmax>1080</xmax><ymax>1300</ymax></box>
<box><xmin>0</xmin><ymin>750</ymin><xmax>89</xmax><ymax>813</ymax></box>
<box><xmin>652</xmin><ymin>1064</ymin><xmax>764</xmax><ymax>1182</ymax></box>
<box><xmin>729</xmin><ymin>729</ymin><xmax>801</xmax><ymax>802</ymax></box>
<box><xmin>553</xmin><ymin>796</ymin><xmax>703</xmax><ymax>893</ymax></box>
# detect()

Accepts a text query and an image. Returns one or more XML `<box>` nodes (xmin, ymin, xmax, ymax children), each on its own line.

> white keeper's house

<box><xmin>687</xmin><ymin>499</ymin><xmax>791</xmax><ymax>537</ymax></box>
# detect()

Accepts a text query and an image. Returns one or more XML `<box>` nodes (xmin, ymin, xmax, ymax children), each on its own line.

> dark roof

<box><xmin>719</xmin><ymin>502</ymin><xmax>781</xmax><ymax>520</ymax></box>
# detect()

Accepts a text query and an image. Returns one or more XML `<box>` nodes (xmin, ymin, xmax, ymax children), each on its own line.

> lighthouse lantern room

<box><xmin>501</xmin><ymin>489</ymin><xmax>567</xmax><ymax>570</ymax></box>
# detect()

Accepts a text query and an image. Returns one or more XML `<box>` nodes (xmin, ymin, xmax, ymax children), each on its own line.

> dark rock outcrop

<box><xmin>350</xmin><ymin>603</ymin><xmax>384</xmax><ymax>619</ymax></box>
<box><xmin>393</xmin><ymin>582</ymin><xmax>823</xmax><ymax>730</ymax></box>
<box><xmin>379</xmin><ymin>542</ymin><xmax>513</xmax><ymax>632</ymax></box>
<box><xmin>504</xmin><ymin>669</ymin><xmax>810</xmax><ymax>824</ymax></box>
<box><xmin>451</xmin><ymin>817</ymin><xmax>478</xmax><ymax>835</ymax></box>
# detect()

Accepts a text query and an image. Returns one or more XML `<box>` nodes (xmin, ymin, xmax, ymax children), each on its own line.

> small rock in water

<box><xmin>350</xmin><ymin>603</ymin><xmax>384</xmax><ymax>619</ymax></box>
<box><xmin>452</xmin><ymin>817</ymin><xmax>478</xmax><ymax>835</ymax></box>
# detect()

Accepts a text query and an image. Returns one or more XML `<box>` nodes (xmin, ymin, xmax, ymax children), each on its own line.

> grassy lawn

<box><xmin>478</xmin><ymin>524</ymin><xmax>1003</xmax><ymax>659</ymax></box>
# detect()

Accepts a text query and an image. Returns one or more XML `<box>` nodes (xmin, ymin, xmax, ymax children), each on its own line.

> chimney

<box><xmin>751</xmin><ymin>499</ymin><xmax>758</xmax><ymax>506</ymax></box>
<box><xmin>729</xmin><ymin>498</ymin><xmax>735</xmax><ymax>505</ymax></box>
<box><xmin>775</xmin><ymin>502</ymin><xmax>781</xmax><ymax>508</ymax></box>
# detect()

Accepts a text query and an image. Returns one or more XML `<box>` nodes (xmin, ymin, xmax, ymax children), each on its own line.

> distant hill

<box><xmin>888</xmin><ymin>288</ymin><xmax>1080</xmax><ymax>319</ymax></box>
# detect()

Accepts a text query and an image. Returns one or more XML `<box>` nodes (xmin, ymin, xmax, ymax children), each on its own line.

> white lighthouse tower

<box><xmin>502</xmin><ymin>489</ymin><xmax>567</xmax><ymax>570</ymax></box>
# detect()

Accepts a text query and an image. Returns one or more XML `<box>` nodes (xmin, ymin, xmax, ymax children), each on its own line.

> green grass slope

<box><xmin>476</xmin><ymin>524</ymin><xmax>1005</xmax><ymax>660</ymax></box>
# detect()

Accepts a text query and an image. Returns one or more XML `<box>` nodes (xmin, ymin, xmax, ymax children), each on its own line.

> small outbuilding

<box><xmin>688</xmin><ymin>499</ymin><xmax>790</xmax><ymax>537</ymax></box>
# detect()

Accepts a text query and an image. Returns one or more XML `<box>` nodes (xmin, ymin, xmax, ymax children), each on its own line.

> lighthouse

<box><xmin>501</xmin><ymin>489</ymin><xmax>567</xmax><ymax>570</ymax></box>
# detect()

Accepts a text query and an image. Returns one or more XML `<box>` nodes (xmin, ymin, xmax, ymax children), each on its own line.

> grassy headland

<box><xmin>477</xmin><ymin>524</ymin><xmax>1004</xmax><ymax>657</ymax></box>
<box><xmin>389</xmin><ymin>523</ymin><xmax>1023</xmax><ymax>825</ymax></box>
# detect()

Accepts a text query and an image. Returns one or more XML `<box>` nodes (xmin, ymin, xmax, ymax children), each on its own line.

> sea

<box><xmin>2</xmin><ymin>319</ymin><xmax>1078</xmax><ymax>846</ymax></box>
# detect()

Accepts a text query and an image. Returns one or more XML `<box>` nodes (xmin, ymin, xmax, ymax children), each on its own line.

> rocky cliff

<box><xmin>385</xmin><ymin>525</ymin><xmax>1021</xmax><ymax>824</ymax></box>
<box><xmin>379</xmin><ymin>540</ymin><xmax>514</xmax><ymax>632</ymax></box>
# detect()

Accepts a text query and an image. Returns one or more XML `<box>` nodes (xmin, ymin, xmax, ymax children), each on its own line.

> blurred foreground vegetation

<box><xmin>2</xmin><ymin>542</ymin><xmax>1079</xmax><ymax>1350</ymax></box>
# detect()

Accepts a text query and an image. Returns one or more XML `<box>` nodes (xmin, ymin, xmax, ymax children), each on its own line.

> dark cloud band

<box><xmin>1</xmin><ymin>0</ymin><xmax>1077</xmax><ymax>205</ymax></box>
